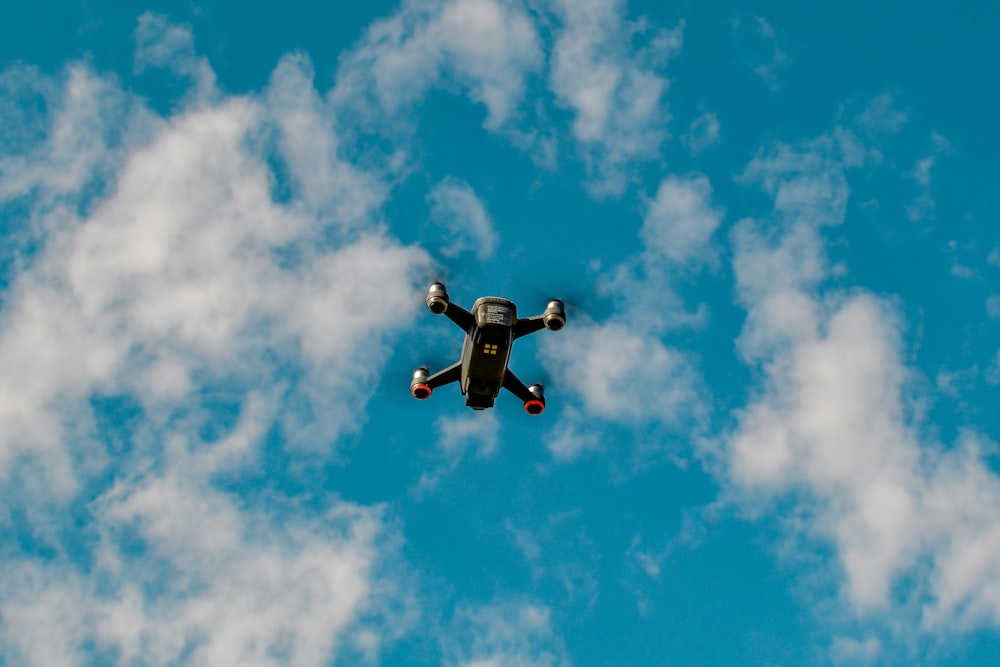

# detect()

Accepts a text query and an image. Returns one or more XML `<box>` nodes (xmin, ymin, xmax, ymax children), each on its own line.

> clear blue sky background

<box><xmin>2</xmin><ymin>1</ymin><xmax>1000</xmax><ymax>665</ymax></box>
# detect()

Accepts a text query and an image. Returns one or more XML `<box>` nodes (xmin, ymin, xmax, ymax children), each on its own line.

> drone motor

<box><xmin>524</xmin><ymin>383</ymin><xmax>545</xmax><ymax>415</ymax></box>
<box><xmin>410</xmin><ymin>366</ymin><xmax>432</xmax><ymax>399</ymax></box>
<box><xmin>542</xmin><ymin>299</ymin><xmax>566</xmax><ymax>331</ymax></box>
<box><xmin>426</xmin><ymin>282</ymin><xmax>449</xmax><ymax>314</ymax></box>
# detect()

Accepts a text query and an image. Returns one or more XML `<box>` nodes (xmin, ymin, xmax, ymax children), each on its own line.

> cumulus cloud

<box><xmin>0</xmin><ymin>88</ymin><xmax>426</xmax><ymax>493</ymax></box>
<box><xmin>546</xmin><ymin>0</ymin><xmax>683</xmax><ymax>196</ymax></box>
<box><xmin>722</xmin><ymin>128</ymin><xmax>1000</xmax><ymax>639</ymax></box>
<box><xmin>540</xmin><ymin>320</ymin><xmax>704</xmax><ymax>426</ymax></box>
<box><xmin>1</xmin><ymin>444</ymin><xmax>400</xmax><ymax>667</ymax></box>
<box><xmin>0</xmin><ymin>17</ymin><xmax>431</xmax><ymax>665</ymax></box>
<box><xmin>641</xmin><ymin>173</ymin><xmax>723</xmax><ymax>266</ymax></box>
<box><xmin>332</xmin><ymin>0</ymin><xmax>542</xmax><ymax>131</ymax></box>
<box><xmin>428</xmin><ymin>176</ymin><xmax>499</xmax><ymax>260</ymax></box>
<box><xmin>538</xmin><ymin>310</ymin><xmax>708</xmax><ymax>462</ymax></box>
<box><xmin>538</xmin><ymin>173</ymin><xmax>720</xmax><ymax>459</ymax></box>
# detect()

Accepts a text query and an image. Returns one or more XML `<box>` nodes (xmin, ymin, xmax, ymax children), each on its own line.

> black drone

<box><xmin>410</xmin><ymin>282</ymin><xmax>566</xmax><ymax>414</ymax></box>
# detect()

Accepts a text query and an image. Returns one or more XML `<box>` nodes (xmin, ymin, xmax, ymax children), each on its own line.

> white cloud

<box><xmin>736</xmin><ymin>16</ymin><xmax>788</xmax><ymax>91</ymax></box>
<box><xmin>989</xmin><ymin>351</ymin><xmax>1000</xmax><ymax>386</ymax></box>
<box><xmin>415</xmin><ymin>411</ymin><xmax>501</xmax><ymax>494</ymax></box>
<box><xmin>682</xmin><ymin>111</ymin><xmax>720</xmax><ymax>155</ymax></box>
<box><xmin>539</xmin><ymin>318</ymin><xmax>705</xmax><ymax>427</ymax></box>
<box><xmin>435</xmin><ymin>410</ymin><xmax>501</xmax><ymax>457</ymax></box>
<box><xmin>0</xmin><ymin>18</ymin><xmax>433</xmax><ymax>666</ymax></box>
<box><xmin>0</xmin><ymin>434</ymin><xmax>406</xmax><ymax>667</ymax></box>
<box><xmin>0</xmin><ymin>54</ymin><xmax>431</xmax><ymax>489</ymax></box>
<box><xmin>988</xmin><ymin>247</ymin><xmax>1000</xmax><ymax>267</ymax></box>
<box><xmin>987</xmin><ymin>295</ymin><xmax>1000</xmax><ymax>319</ymax></box>
<box><xmin>722</xmin><ymin>129</ymin><xmax>1000</xmax><ymax>636</ymax></box>
<box><xmin>907</xmin><ymin>132</ymin><xmax>951</xmax><ymax>222</ymax></box>
<box><xmin>442</xmin><ymin>599</ymin><xmax>569</xmax><ymax>667</ymax></box>
<box><xmin>428</xmin><ymin>176</ymin><xmax>499</xmax><ymax>260</ymax></box>
<box><xmin>641</xmin><ymin>173</ymin><xmax>723</xmax><ymax>265</ymax></box>
<box><xmin>739</xmin><ymin>129</ymin><xmax>865</xmax><ymax>228</ymax></box>
<box><xmin>831</xmin><ymin>635</ymin><xmax>882</xmax><ymax>665</ymax></box>
<box><xmin>907</xmin><ymin>155</ymin><xmax>937</xmax><ymax>221</ymax></box>
<box><xmin>332</xmin><ymin>0</ymin><xmax>542</xmax><ymax>131</ymax></box>
<box><xmin>332</xmin><ymin>0</ymin><xmax>687</xmax><ymax>197</ymax></box>
<box><xmin>0</xmin><ymin>63</ymin><xmax>152</xmax><ymax>208</ymax></box>
<box><xmin>504</xmin><ymin>511</ymin><xmax>600</xmax><ymax>609</ymax></box>
<box><xmin>728</xmin><ymin>294</ymin><xmax>923</xmax><ymax>611</ymax></box>
<box><xmin>627</xmin><ymin>511</ymin><xmax>705</xmax><ymax>583</ymax></box>
<box><xmin>540</xmin><ymin>407</ymin><xmax>602</xmax><ymax>461</ymax></box>
<box><xmin>855</xmin><ymin>93</ymin><xmax>908</xmax><ymax>137</ymax></box>
<box><xmin>537</xmin><ymin>172</ymin><xmax>720</xmax><ymax>458</ymax></box>
<box><xmin>546</xmin><ymin>0</ymin><xmax>683</xmax><ymax>196</ymax></box>
<box><xmin>266</xmin><ymin>52</ymin><xmax>388</xmax><ymax>223</ymax></box>
<box><xmin>134</xmin><ymin>12</ymin><xmax>216</xmax><ymax>101</ymax></box>
<box><xmin>754</xmin><ymin>17</ymin><xmax>788</xmax><ymax>90</ymax></box>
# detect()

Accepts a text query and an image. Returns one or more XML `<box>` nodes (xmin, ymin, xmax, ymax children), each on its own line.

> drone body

<box><xmin>411</xmin><ymin>282</ymin><xmax>566</xmax><ymax>414</ymax></box>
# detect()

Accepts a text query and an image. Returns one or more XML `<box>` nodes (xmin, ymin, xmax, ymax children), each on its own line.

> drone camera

<box><xmin>542</xmin><ymin>299</ymin><xmax>566</xmax><ymax>331</ymax></box>
<box><xmin>426</xmin><ymin>282</ymin><xmax>449</xmax><ymax>314</ymax></box>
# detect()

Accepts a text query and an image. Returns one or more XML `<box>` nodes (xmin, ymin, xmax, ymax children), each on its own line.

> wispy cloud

<box><xmin>735</xmin><ymin>16</ymin><xmax>789</xmax><ymax>91</ymax></box>
<box><xmin>428</xmin><ymin>176</ymin><xmax>499</xmax><ymax>260</ymax></box>
<box><xmin>0</xmin><ymin>63</ymin><xmax>151</xmax><ymax>207</ymax></box>
<box><xmin>854</xmin><ymin>93</ymin><xmax>909</xmax><ymax>137</ymax></box>
<box><xmin>831</xmin><ymin>635</ymin><xmax>882</xmax><ymax>665</ymax></box>
<box><xmin>682</xmin><ymin>111</ymin><xmax>721</xmax><ymax>155</ymax></box>
<box><xmin>987</xmin><ymin>295</ymin><xmax>1000</xmax><ymax>319</ymax></box>
<box><xmin>989</xmin><ymin>247</ymin><xmax>1000</xmax><ymax>267</ymax></box>
<box><xmin>415</xmin><ymin>411</ymin><xmax>500</xmax><ymax>495</ymax></box>
<box><xmin>907</xmin><ymin>132</ymin><xmax>951</xmax><ymax>222</ymax></box>
<box><xmin>442</xmin><ymin>599</ymin><xmax>569</xmax><ymax>667</ymax></box>
<box><xmin>332</xmin><ymin>0</ymin><xmax>543</xmax><ymax>131</ymax></box>
<box><xmin>133</xmin><ymin>13</ymin><xmax>216</xmax><ymax>101</ymax></box>
<box><xmin>266</xmin><ymin>52</ymin><xmax>388</xmax><ymax>223</ymax></box>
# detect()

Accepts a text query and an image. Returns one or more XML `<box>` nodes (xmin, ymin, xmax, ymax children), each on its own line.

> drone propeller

<box><xmin>517</xmin><ymin>282</ymin><xmax>607</xmax><ymax>322</ymax></box>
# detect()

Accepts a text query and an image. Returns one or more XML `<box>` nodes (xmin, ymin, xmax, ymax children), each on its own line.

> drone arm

<box><xmin>502</xmin><ymin>369</ymin><xmax>534</xmax><ymax>402</ymax></box>
<box><xmin>444</xmin><ymin>303</ymin><xmax>475</xmax><ymax>333</ymax></box>
<box><xmin>513</xmin><ymin>316</ymin><xmax>546</xmax><ymax>339</ymax></box>
<box><xmin>503</xmin><ymin>369</ymin><xmax>546</xmax><ymax>414</ymax></box>
<box><xmin>514</xmin><ymin>301</ymin><xmax>566</xmax><ymax>338</ymax></box>
<box><xmin>427</xmin><ymin>361</ymin><xmax>462</xmax><ymax>389</ymax></box>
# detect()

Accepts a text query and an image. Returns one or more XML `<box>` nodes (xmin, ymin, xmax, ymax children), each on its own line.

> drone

<box><xmin>410</xmin><ymin>282</ymin><xmax>566</xmax><ymax>414</ymax></box>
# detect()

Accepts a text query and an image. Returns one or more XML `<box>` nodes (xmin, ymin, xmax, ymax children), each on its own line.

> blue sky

<box><xmin>2</xmin><ymin>1</ymin><xmax>1000</xmax><ymax>665</ymax></box>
